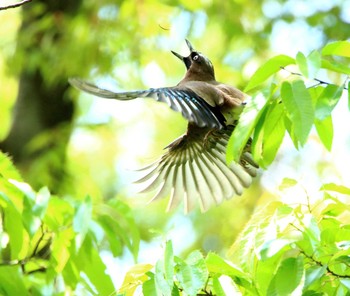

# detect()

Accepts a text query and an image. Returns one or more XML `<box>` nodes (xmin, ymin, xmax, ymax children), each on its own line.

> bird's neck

<box><xmin>182</xmin><ymin>69</ymin><xmax>215</xmax><ymax>83</ymax></box>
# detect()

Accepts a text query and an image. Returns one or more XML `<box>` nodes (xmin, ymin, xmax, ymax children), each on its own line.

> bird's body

<box><xmin>69</xmin><ymin>40</ymin><xmax>258</xmax><ymax>212</ymax></box>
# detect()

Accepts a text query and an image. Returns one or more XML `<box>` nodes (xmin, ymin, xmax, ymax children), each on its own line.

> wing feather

<box><xmin>69</xmin><ymin>78</ymin><xmax>225</xmax><ymax>129</ymax></box>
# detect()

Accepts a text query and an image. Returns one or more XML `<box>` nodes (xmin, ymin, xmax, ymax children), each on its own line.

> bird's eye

<box><xmin>193</xmin><ymin>54</ymin><xmax>199</xmax><ymax>61</ymax></box>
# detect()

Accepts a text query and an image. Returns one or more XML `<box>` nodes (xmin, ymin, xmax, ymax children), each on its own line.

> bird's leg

<box><xmin>203</xmin><ymin>128</ymin><xmax>221</xmax><ymax>149</ymax></box>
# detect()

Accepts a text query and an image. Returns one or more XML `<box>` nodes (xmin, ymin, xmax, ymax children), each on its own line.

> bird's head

<box><xmin>171</xmin><ymin>39</ymin><xmax>215</xmax><ymax>81</ymax></box>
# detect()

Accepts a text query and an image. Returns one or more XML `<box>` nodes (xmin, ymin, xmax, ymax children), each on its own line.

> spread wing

<box><xmin>135</xmin><ymin>124</ymin><xmax>258</xmax><ymax>213</ymax></box>
<box><xmin>69</xmin><ymin>78</ymin><xmax>226</xmax><ymax>129</ymax></box>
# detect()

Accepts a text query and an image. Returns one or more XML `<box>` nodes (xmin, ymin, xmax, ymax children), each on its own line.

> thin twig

<box><xmin>280</xmin><ymin>66</ymin><xmax>302</xmax><ymax>77</ymax></box>
<box><xmin>280</xmin><ymin>66</ymin><xmax>349</xmax><ymax>90</ymax></box>
<box><xmin>0</xmin><ymin>0</ymin><xmax>32</xmax><ymax>11</ymax></box>
<box><xmin>0</xmin><ymin>223</ymin><xmax>51</xmax><ymax>275</ymax></box>
<box><xmin>30</xmin><ymin>224</ymin><xmax>45</xmax><ymax>258</ymax></box>
<box><xmin>300</xmin><ymin>250</ymin><xmax>350</xmax><ymax>279</ymax></box>
<box><xmin>290</xmin><ymin>223</ymin><xmax>350</xmax><ymax>279</ymax></box>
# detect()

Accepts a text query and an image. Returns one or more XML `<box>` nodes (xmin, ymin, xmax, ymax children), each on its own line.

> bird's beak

<box><xmin>185</xmin><ymin>39</ymin><xmax>195</xmax><ymax>52</ymax></box>
<box><xmin>171</xmin><ymin>39</ymin><xmax>196</xmax><ymax>70</ymax></box>
<box><xmin>171</xmin><ymin>50</ymin><xmax>184</xmax><ymax>61</ymax></box>
<box><xmin>171</xmin><ymin>50</ymin><xmax>192</xmax><ymax>70</ymax></box>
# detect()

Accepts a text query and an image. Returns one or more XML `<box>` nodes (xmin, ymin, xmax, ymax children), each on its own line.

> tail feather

<box><xmin>135</xmin><ymin>124</ymin><xmax>258</xmax><ymax>213</ymax></box>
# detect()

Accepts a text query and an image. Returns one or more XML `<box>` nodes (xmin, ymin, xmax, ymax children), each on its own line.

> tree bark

<box><xmin>0</xmin><ymin>0</ymin><xmax>81</xmax><ymax>191</ymax></box>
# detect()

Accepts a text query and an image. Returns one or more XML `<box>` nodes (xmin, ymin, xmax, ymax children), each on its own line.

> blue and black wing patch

<box><xmin>69</xmin><ymin>78</ymin><xmax>226</xmax><ymax>129</ymax></box>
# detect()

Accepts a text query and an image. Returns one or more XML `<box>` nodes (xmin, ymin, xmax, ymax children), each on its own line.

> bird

<box><xmin>69</xmin><ymin>39</ymin><xmax>258</xmax><ymax>213</ymax></box>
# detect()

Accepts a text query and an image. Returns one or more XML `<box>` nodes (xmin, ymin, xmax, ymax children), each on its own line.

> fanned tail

<box><xmin>135</xmin><ymin>124</ymin><xmax>258</xmax><ymax>213</ymax></box>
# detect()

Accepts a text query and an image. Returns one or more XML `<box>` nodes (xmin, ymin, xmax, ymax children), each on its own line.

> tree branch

<box><xmin>300</xmin><ymin>250</ymin><xmax>350</xmax><ymax>279</ymax></box>
<box><xmin>0</xmin><ymin>0</ymin><xmax>32</xmax><ymax>11</ymax></box>
<box><xmin>0</xmin><ymin>224</ymin><xmax>51</xmax><ymax>274</ymax></box>
<box><xmin>280</xmin><ymin>66</ymin><xmax>349</xmax><ymax>90</ymax></box>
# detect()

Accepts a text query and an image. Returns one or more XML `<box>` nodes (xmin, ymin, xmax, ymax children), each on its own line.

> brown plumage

<box><xmin>69</xmin><ymin>40</ymin><xmax>258</xmax><ymax>213</ymax></box>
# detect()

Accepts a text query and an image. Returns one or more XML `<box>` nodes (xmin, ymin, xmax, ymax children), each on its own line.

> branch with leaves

<box><xmin>0</xmin><ymin>223</ymin><xmax>51</xmax><ymax>274</ymax></box>
<box><xmin>280</xmin><ymin>66</ymin><xmax>349</xmax><ymax>90</ymax></box>
<box><xmin>118</xmin><ymin>181</ymin><xmax>350</xmax><ymax>295</ymax></box>
<box><xmin>227</xmin><ymin>40</ymin><xmax>350</xmax><ymax>168</ymax></box>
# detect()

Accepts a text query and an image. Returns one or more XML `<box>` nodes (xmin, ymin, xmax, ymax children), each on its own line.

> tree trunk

<box><xmin>0</xmin><ymin>0</ymin><xmax>81</xmax><ymax>191</ymax></box>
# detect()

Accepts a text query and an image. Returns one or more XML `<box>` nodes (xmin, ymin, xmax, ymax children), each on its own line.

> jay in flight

<box><xmin>69</xmin><ymin>40</ymin><xmax>258</xmax><ymax>213</ymax></box>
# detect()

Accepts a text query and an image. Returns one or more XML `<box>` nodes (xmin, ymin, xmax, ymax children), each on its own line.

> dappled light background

<box><xmin>0</xmin><ymin>0</ymin><xmax>349</xmax><ymax>287</ymax></box>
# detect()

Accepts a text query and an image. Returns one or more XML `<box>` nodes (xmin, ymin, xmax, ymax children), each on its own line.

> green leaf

<box><xmin>227</xmin><ymin>92</ymin><xmax>268</xmax><ymax>163</ymax></box>
<box><xmin>251</xmin><ymin>107</ymin><xmax>266</xmax><ymax>164</ymax></box>
<box><xmin>212</xmin><ymin>276</ymin><xmax>226</xmax><ymax>296</ymax></box>
<box><xmin>315</xmin><ymin>116</ymin><xmax>333</xmax><ymax>151</ymax></box>
<box><xmin>76</xmin><ymin>238</ymin><xmax>115</xmax><ymax>295</ymax></box>
<box><xmin>309</xmin><ymin>85</ymin><xmax>325</xmax><ymax>107</ymax></box>
<box><xmin>228</xmin><ymin>201</ymin><xmax>284</xmax><ymax>269</ymax></box>
<box><xmin>0</xmin><ymin>152</ymin><xmax>22</xmax><ymax>181</ymax></box>
<box><xmin>348</xmin><ymin>81</ymin><xmax>350</xmax><ymax>111</ymax></box>
<box><xmin>155</xmin><ymin>260</ymin><xmax>172</xmax><ymax>295</ymax></box>
<box><xmin>300</xmin><ymin>215</ymin><xmax>321</xmax><ymax>249</ymax></box>
<box><xmin>21</xmin><ymin>194</ymin><xmax>41</xmax><ymax>237</ymax></box>
<box><xmin>96</xmin><ymin>200</ymin><xmax>140</xmax><ymax>261</ymax></box>
<box><xmin>274</xmin><ymin>257</ymin><xmax>304</xmax><ymax>295</ymax></box>
<box><xmin>44</xmin><ymin>195</ymin><xmax>71</xmax><ymax>222</ymax></box>
<box><xmin>321</xmin><ymin>59</ymin><xmax>350</xmax><ymax>75</ymax></box>
<box><xmin>254</xmin><ymin>101</ymin><xmax>286</xmax><ymax>167</ymax></box>
<box><xmin>97</xmin><ymin>215</ymin><xmax>122</xmax><ymax>257</ymax></box>
<box><xmin>304</xmin><ymin>265</ymin><xmax>327</xmax><ymax>288</ymax></box>
<box><xmin>321</xmin><ymin>203</ymin><xmax>346</xmax><ymax>217</ymax></box>
<box><xmin>73</xmin><ymin>195</ymin><xmax>92</xmax><ymax>250</ymax></box>
<box><xmin>278</xmin><ymin>178</ymin><xmax>298</xmax><ymax>191</ymax></box>
<box><xmin>322</xmin><ymin>41</ymin><xmax>350</xmax><ymax>58</ymax></box>
<box><xmin>324</xmin><ymin>194</ymin><xmax>350</xmax><ymax>213</ymax></box>
<box><xmin>171</xmin><ymin>283</ymin><xmax>181</xmax><ymax>296</ymax></box>
<box><xmin>51</xmin><ymin>228</ymin><xmax>74</xmax><ymax>273</ymax></box>
<box><xmin>259</xmin><ymin>238</ymin><xmax>295</xmax><ymax>260</ymax></box>
<box><xmin>120</xmin><ymin>264</ymin><xmax>154</xmax><ymax>296</ymax></box>
<box><xmin>296</xmin><ymin>51</ymin><xmax>321</xmax><ymax>78</ymax></box>
<box><xmin>21</xmin><ymin>187</ymin><xmax>51</xmax><ymax>237</ymax></box>
<box><xmin>155</xmin><ymin>242</ymin><xmax>174</xmax><ymax>296</ymax></box>
<box><xmin>336</xmin><ymin>284</ymin><xmax>349</xmax><ymax>296</ymax></box>
<box><xmin>322</xmin><ymin>183</ymin><xmax>350</xmax><ymax>195</ymax></box>
<box><xmin>340</xmin><ymin>279</ymin><xmax>350</xmax><ymax>290</ymax></box>
<box><xmin>334</xmin><ymin>255</ymin><xmax>350</xmax><ymax>265</ymax></box>
<box><xmin>206</xmin><ymin>253</ymin><xmax>253</xmax><ymax>292</ymax></box>
<box><xmin>33</xmin><ymin>187</ymin><xmax>50</xmax><ymax>218</ymax></box>
<box><xmin>307</xmin><ymin>50</ymin><xmax>322</xmax><ymax>77</ymax></box>
<box><xmin>0</xmin><ymin>266</ymin><xmax>28</xmax><ymax>296</ymax></box>
<box><xmin>314</xmin><ymin>84</ymin><xmax>343</xmax><ymax>120</ymax></box>
<box><xmin>61</xmin><ymin>259</ymin><xmax>81</xmax><ymax>289</ymax></box>
<box><xmin>164</xmin><ymin>240</ymin><xmax>174</xmax><ymax>287</ymax></box>
<box><xmin>281</xmin><ymin>80</ymin><xmax>314</xmax><ymax>146</ymax></box>
<box><xmin>245</xmin><ymin>55</ymin><xmax>295</xmax><ymax>92</ymax></box>
<box><xmin>2</xmin><ymin>198</ymin><xmax>25</xmax><ymax>260</ymax></box>
<box><xmin>283</xmin><ymin>115</ymin><xmax>298</xmax><ymax>148</ymax></box>
<box><xmin>175</xmin><ymin>251</ymin><xmax>208</xmax><ymax>296</ymax></box>
<box><xmin>266</xmin><ymin>276</ymin><xmax>278</xmax><ymax>296</ymax></box>
<box><xmin>296</xmin><ymin>52</ymin><xmax>308</xmax><ymax>77</ymax></box>
<box><xmin>142</xmin><ymin>272</ymin><xmax>159</xmax><ymax>296</ymax></box>
<box><xmin>206</xmin><ymin>252</ymin><xmax>248</xmax><ymax>279</ymax></box>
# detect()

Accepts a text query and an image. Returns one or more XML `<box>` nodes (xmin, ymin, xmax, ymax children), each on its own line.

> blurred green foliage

<box><xmin>0</xmin><ymin>0</ymin><xmax>349</xmax><ymax>294</ymax></box>
<box><xmin>0</xmin><ymin>152</ymin><xmax>139</xmax><ymax>294</ymax></box>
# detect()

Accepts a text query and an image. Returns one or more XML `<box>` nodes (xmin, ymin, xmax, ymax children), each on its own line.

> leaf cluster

<box><xmin>227</xmin><ymin>41</ymin><xmax>350</xmax><ymax>168</ymax></box>
<box><xmin>0</xmin><ymin>152</ymin><xmax>140</xmax><ymax>295</ymax></box>
<box><xmin>120</xmin><ymin>181</ymin><xmax>350</xmax><ymax>295</ymax></box>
